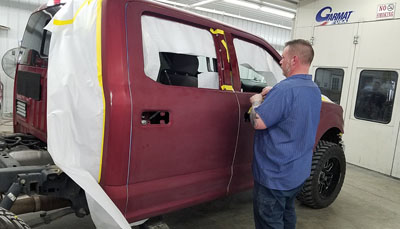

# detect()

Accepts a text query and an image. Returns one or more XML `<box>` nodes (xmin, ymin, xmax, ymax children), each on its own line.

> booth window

<box><xmin>141</xmin><ymin>15</ymin><xmax>219</xmax><ymax>89</ymax></box>
<box><xmin>314</xmin><ymin>68</ymin><xmax>344</xmax><ymax>104</ymax></box>
<box><xmin>354</xmin><ymin>70</ymin><xmax>398</xmax><ymax>124</ymax></box>
<box><xmin>233</xmin><ymin>38</ymin><xmax>285</xmax><ymax>93</ymax></box>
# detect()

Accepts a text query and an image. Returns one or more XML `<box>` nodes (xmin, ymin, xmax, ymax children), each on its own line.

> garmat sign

<box><xmin>316</xmin><ymin>6</ymin><xmax>354</xmax><ymax>25</ymax></box>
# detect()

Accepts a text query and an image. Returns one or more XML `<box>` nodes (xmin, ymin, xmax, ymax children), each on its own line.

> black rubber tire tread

<box><xmin>296</xmin><ymin>140</ymin><xmax>346</xmax><ymax>209</ymax></box>
<box><xmin>139</xmin><ymin>216</ymin><xmax>170</xmax><ymax>229</ymax></box>
<box><xmin>0</xmin><ymin>207</ymin><xmax>30</xmax><ymax>229</ymax></box>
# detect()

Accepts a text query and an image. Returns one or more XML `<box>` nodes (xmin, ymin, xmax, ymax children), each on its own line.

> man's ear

<box><xmin>292</xmin><ymin>55</ymin><xmax>299</xmax><ymax>65</ymax></box>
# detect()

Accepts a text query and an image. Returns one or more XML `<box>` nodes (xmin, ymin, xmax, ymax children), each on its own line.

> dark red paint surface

<box><xmin>14</xmin><ymin>0</ymin><xmax>343</xmax><ymax>222</ymax></box>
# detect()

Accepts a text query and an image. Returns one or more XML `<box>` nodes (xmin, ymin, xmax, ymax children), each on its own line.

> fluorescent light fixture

<box><xmin>189</xmin><ymin>0</ymin><xmax>219</xmax><ymax>8</ymax></box>
<box><xmin>261</xmin><ymin>6</ymin><xmax>295</xmax><ymax>19</ymax></box>
<box><xmin>195</xmin><ymin>7</ymin><xmax>225</xmax><ymax>15</ymax></box>
<box><xmin>152</xmin><ymin>0</ymin><xmax>293</xmax><ymax>30</ymax></box>
<box><xmin>224</xmin><ymin>0</ymin><xmax>260</xmax><ymax>10</ymax></box>
<box><xmin>262</xmin><ymin>2</ymin><xmax>297</xmax><ymax>13</ymax></box>
<box><xmin>153</xmin><ymin>0</ymin><xmax>188</xmax><ymax>7</ymax></box>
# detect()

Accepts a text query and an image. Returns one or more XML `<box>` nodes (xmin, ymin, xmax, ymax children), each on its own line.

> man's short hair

<box><xmin>284</xmin><ymin>39</ymin><xmax>314</xmax><ymax>65</ymax></box>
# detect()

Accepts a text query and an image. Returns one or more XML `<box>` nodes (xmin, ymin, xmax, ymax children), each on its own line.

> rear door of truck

<box><xmin>123</xmin><ymin>1</ymin><xmax>240</xmax><ymax>221</ymax></box>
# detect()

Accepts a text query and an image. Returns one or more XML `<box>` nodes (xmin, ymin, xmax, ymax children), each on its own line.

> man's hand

<box><xmin>250</xmin><ymin>93</ymin><xmax>263</xmax><ymax>107</ymax></box>
<box><xmin>261</xmin><ymin>86</ymin><xmax>273</xmax><ymax>96</ymax></box>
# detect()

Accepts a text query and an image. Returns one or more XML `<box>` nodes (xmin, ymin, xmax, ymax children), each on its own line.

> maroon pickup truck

<box><xmin>0</xmin><ymin>0</ymin><xmax>345</xmax><ymax>228</ymax></box>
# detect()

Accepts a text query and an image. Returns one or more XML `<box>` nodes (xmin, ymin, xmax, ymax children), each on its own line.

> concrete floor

<box><xmin>15</xmin><ymin>164</ymin><xmax>400</xmax><ymax>229</ymax></box>
<box><xmin>1</xmin><ymin>118</ymin><xmax>400</xmax><ymax>228</ymax></box>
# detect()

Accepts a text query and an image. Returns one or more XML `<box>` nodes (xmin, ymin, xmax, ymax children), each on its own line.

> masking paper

<box><xmin>45</xmin><ymin>0</ymin><xmax>131</xmax><ymax>228</ymax></box>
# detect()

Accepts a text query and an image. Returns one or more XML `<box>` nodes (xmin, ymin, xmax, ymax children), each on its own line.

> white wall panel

<box><xmin>294</xmin><ymin>0</ymin><xmax>400</xmax><ymax>178</ymax></box>
<box><xmin>194</xmin><ymin>10</ymin><xmax>291</xmax><ymax>53</ymax></box>
<box><xmin>0</xmin><ymin>0</ymin><xmax>47</xmax><ymax>114</ymax></box>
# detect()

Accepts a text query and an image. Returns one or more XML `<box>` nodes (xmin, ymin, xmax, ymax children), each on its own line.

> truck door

<box><xmin>226</xmin><ymin>33</ymin><xmax>286</xmax><ymax>193</ymax></box>
<box><xmin>124</xmin><ymin>3</ymin><xmax>239</xmax><ymax>220</ymax></box>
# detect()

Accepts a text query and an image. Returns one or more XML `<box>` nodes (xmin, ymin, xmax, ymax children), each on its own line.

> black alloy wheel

<box><xmin>297</xmin><ymin>140</ymin><xmax>346</xmax><ymax>209</ymax></box>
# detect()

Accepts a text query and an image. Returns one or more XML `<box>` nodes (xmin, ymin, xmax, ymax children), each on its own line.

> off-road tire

<box><xmin>138</xmin><ymin>216</ymin><xmax>170</xmax><ymax>229</ymax></box>
<box><xmin>0</xmin><ymin>207</ymin><xmax>30</xmax><ymax>229</ymax></box>
<box><xmin>297</xmin><ymin>140</ymin><xmax>346</xmax><ymax>209</ymax></box>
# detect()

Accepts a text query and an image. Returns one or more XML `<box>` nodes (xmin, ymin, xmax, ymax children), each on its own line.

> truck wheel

<box><xmin>139</xmin><ymin>218</ymin><xmax>170</xmax><ymax>229</ymax></box>
<box><xmin>0</xmin><ymin>207</ymin><xmax>30</xmax><ymax>229</ymax></box>
<box><xmin>297</xmin><ymin>140</ymin><xmax>346</xmax><ymax>209</ymax></box>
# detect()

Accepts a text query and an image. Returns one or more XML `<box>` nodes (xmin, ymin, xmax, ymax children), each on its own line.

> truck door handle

<box><xmin>244</xmin><ymin>111</ymin><xmax>250</xmax><ymax>122</ymax></box>
<box><xmin>141</xmin><ymin>111</ymin><xmax>169</xmax><ymax>125</ymax></box>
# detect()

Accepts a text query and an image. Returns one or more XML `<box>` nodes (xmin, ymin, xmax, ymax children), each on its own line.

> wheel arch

<box><xmin>315</xmin><ymin>102</ymin><xmax>344</xmax><ymax>149</ymax></box>
<box><xmin>315</xmin><ymin>127</ymin><xmax>343</xmax><ymax>150</ymax></box>
<box><xmin>320</xmin><ymin>127</ymin><xmax>342</xmax><ymax>145</ymax></box>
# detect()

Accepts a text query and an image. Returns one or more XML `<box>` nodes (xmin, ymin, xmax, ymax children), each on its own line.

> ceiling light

<box><xmin>262</xmin><ymin>2</ymin><xmax>297</xmax><ymax>13</ymax></box>
<box><xmin>194</xmin><ymin>6</ymin><xmax>292</xmax><ymax>30</ymax></box>
<box><xmin>260</xmin><ymin>6</ymin><xmax>295</xmax><ymax>19</ymax></box>
<box><xmin>195</xmin><ymin>7</ymin><xmax>225</xmax><ymax>15</ymax></box>
<box><xmin>152</xmin><ymin>0</ymin><xmax>292</xmax><ymax>30</ymax></box>
<box><xmin>153</xmin><ymin>0</ymin><xmax>188</xmax><ymax>7</ymax></box>
<box><xmin>189</xmin><ymin>0</ymin><xmax>219</xmax><ymax>8</ymax></box>
<box><xmin>224</xmin><ymin>0</ymin><xmax>260</xmax><ymax>10</ymax></box>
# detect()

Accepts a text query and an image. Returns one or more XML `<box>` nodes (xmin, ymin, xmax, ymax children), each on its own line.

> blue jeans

<box><xmin>253</xmin><ymin>181</ymin><xmax>303</xmax><ymax>229</ymax></box>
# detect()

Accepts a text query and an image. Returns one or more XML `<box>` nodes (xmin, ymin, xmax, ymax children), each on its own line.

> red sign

<box><xmin>377</xmin><ymin>3</ymin><xmax>396</xmax><ymax>19</ymax></box>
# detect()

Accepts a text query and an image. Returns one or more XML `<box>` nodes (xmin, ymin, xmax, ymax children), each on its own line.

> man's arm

<box><xmin>249</xmin><ymin>94</ymin><xmax>267</xmax><ymax>130</ymax></box>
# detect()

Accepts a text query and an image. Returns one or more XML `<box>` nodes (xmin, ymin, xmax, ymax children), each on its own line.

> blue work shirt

<box><xmin>253</xmin><ymin>74</ymin><xmax>321</xmax><ymax>190</ymax></box>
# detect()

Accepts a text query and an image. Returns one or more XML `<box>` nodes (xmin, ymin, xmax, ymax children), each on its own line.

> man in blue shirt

<box><xmin>249</xmin><ymin>39</ymin><xmax>321</xmax><ymax>229</ymax></box>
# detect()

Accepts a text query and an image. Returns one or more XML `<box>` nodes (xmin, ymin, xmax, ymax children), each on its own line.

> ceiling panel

<box><xmin>153</xmin><ymin>0</ymin><xmax>298</xmax><ymax>29</ymax></box>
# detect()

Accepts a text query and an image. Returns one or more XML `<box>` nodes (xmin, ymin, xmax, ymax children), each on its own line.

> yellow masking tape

<box><xmin>221</xmin><ymin>40</ymin><xmax>230</xmax><ymax>63</ymax></box>
<box><xmin>97</xmin><ymin>0</ymin><xmax>105</xmax><ymax>182</ymax></box>
<box><xmin>210</xmin><ymin>28</ymin><xmax>225</xmax><ymax>35</ymax></box>
<box><xmin>210</xmin><ymin>28</ymin><xmax>230</xmax><ymax>62</ymax></box>
<box><xmin>53</xmin><ymin>0</ymin><xmax>92</xmax><ymax>25</ymax></box>
<box><xmin>221</xmin><ymin>85</ymin><xmax>234</xmax><ymax>91</ymax></box>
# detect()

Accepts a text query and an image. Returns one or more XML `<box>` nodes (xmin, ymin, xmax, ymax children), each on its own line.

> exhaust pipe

<box><xmin>9</xmin><ymin>150</ymin><xmax>54</xmax><ymax>166</ymax></box>
<box><xmin>10</xmin><ymin>195</ymin><xmax>71</xmax><ymax>215</ymax></box>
